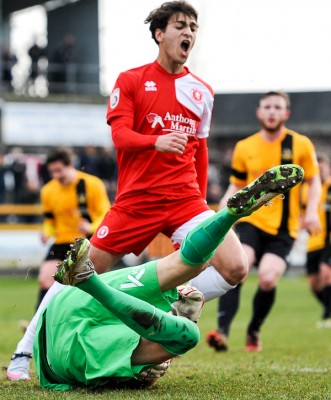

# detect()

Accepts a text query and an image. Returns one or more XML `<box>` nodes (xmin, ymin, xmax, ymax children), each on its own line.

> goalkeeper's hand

<box><xmin>137</xmin><ymin>359</ymin><xmax>172</xmax><ymax>386</ymax></box>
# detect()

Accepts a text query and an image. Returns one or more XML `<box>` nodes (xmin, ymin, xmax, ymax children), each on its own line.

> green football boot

<box><xmin>227</xmin><ymin>164</ymin><xmax>304</xmax><ymax>216</ymax></box>
<box><xmin>54</xmin><ymin>237</ymin><xmax>94</xmax><ymax>286</ymax></box>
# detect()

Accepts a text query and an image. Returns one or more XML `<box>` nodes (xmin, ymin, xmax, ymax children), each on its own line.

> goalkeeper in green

<box><xmin>34</xmin><ymin>165</ymin><xmax>304</xmax><ymax>390</ymax></box>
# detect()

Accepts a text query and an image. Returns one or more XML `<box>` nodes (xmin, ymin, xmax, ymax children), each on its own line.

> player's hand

<box><xmin>79</xmin><ymin>218</ymin><xmax>92</xmax><ymax>235</ymax></box>
<box><xmin>155</xmin><ymin>132</ymin><xmax>188</xmax><ymax>154</ymax></box>
<box><xmin>137</xmin><ymin>359</ymin><xmax>172</xmax><ymax>383</ymax></box>
<box><xmin>303</xmin><ymin>213</ymin><xmax>322</xmax><ymax>236</ymax></box>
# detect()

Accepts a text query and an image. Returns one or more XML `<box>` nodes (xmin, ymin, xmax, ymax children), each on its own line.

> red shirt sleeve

<box><xmin>110</xmin><ymin>115</ymin><xmax>158</xmax><ymax>152</ymax></box>
<box><xmin>194</xmin><ymin>138</ymin><xmax>208</xmax><ymax>199</ymax></box>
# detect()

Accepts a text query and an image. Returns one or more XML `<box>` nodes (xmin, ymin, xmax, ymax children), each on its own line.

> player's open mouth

<box><xmin>181</xmin><ymin>40</ymin><xmax>190</xmax><ymax>53</ymax></box>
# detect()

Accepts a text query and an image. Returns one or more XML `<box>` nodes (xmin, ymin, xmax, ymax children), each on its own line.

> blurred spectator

<box><xmin>208</xmin><ymin>163</ymin><xmax>220</xmax><ymax>184</ymax></box>
<box><xmin>96</xmin><ymin>146</ymin><xmax>118</xmax><ymax>202</ymax></box>
<box><xmin>1</xmin><ymin>46</ymin><xmax>17</xmax><ymax>92</ymax></box>
<box><xmin>78</xmin><ymin>145</ymin><xmax>99</xmax><ymax>175</ymax></box>
<box><xmin>23</xmin><ymin>153</ymin><xmax>44</xmax><ymax>205</ymax></box>
<box><xmin>49</xmin><ymin>33</ymin><xmax>75</xmax><ymax>93</ymax></box>
<box><xmin>207</xmin><ymin>159</ymin><xmax>222</xmax><ymax>204</ymax></box>
<box><xmin>207</xmin><ymin>182</ymin><xmax>222</xmax><ymax>204</ymax></box>
<box><xmin>27</xmin><ymin>40</ymin><xmax>47</xmax><ymax>93</ymax></box>
<box><xmin>219</xmin><ymin>148</ymin><xmax>233</xmax><ymax>194</ymax></box>
<box><xmin>39</xmin><ymin>159</ymin><xmax>51</xmax><ymax>185</ymax></box>
<box><xmin>5</xmin><ymin>147</ymin><xmax>27</xmax><ymax>204</ymax></box>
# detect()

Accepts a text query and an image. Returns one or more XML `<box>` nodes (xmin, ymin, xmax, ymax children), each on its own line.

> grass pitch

<box><xmin>0</xmin><ymin>272</ymin><xmax>330</xmax><ymax>400</ymax></box>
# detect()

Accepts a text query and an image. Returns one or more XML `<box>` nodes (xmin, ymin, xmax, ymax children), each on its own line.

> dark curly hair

<box><xmin>46</xmin><ymin>148</ymin><xmax>74</xmax><ymax>166</ymax></box>
<box><xmin>145</xmin><ymin>1</ymin><xmax>198</xmax><ymax>45</ymax></box>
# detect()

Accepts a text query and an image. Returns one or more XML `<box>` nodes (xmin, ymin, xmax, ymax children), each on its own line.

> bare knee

<box><xmin>211</xmin><ymin>247</ymin><xmax>248</xmax><ymax>286</ymax></box>
<box><xmin>258</xmin><ymin>268</ymin><xmax>281</xmax><ymax>290</ymax></box>
<box><xmin>258</xmin><ymin>254</ymin><xmax>286</xmax><ymax>290</ymax></box>
<box><xmin>259</xmin><ymin>277</ymin><xmax>276</xmax><ymax>291</ymax></box>
<box><xmin>224</xmin><ymin>251</ymin><xmax>248</xmax><ymax>285</ymax></box>
<box><xmin>89</xmin><ymin>245</ymin><xmax>125</xmax><ymax>273</ymax></box>
<box><xmin>209</xmin><ymin>230</ymin><xmax>249</xmax><ymax>285</ymax></box>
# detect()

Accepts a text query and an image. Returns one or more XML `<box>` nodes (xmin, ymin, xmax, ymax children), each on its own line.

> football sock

<box><xmin>322</xmin><ymin>285</ymin><xmax>331</xmax><ymax>319</ymax></box>
<box><xmin>16</xmin><ymin>282</ymin><xmax>64</xmax><ymax>355</ymax></box>
<box><xmin>189</xmin><ymin>266</ymin><xmax>236</xmax><ymax>301</ymax></box>
<box><xmin>180</xmin><ymin>208</ymin><xmax>238</xmax><ymax>266</ymax></box>
<box><xmin>247</xmin><ymin>287</ymin><xmax>276</xmax><ymax>334</ymax></box>
<box><xmin>217</xmin><ymin>283</ymin><xmax>242</xmax><ymax>336</ymax></box>
<box><xmin>77</xmin><ymin>274</ymin><xmax>200</xmax><ymax>356</ymax></box>
<box><xmin>313</xmin><ymin>289</ymin><xmax>324</xmax><ymax>305</ymax></box>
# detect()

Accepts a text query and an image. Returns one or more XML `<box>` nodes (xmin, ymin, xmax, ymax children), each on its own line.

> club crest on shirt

<box><xmin>110</xmin><ymin>88</ymin><xmax>120</xmax><ymax>109</ymax></box>
<box><xmin>191</xmin><ymin>88</ymin><xmax>203</xmax><ymax>104</ymax></box>
<box><xmin>97</xmin><ymin>225</ymin><xmax>109</xmax><ymax>239</ymax></box>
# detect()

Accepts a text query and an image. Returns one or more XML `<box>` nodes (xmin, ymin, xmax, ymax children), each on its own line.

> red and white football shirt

<box><xmin>107</xmin><ymin>61</ymin><xmax>214</xmax><ymax>202</ymax></box>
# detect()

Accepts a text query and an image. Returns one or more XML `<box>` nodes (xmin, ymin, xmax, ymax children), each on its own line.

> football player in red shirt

<box><xmin>7</xmin><ymin>1</ymin><xmax>247</xmax><ymax>381</ymax></box>
<box><xmin>92</xmin><ymin>1</ymin><xmax>247</xmax><ymax>300</ymax></box>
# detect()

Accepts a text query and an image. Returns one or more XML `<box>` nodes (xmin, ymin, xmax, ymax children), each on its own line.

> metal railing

<box><xmin>3</xmin><ymin>61</ymin><xmax>103</xmax><ymax>97</ymax></box>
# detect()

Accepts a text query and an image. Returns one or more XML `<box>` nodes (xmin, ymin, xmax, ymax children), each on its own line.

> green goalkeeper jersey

<box><xmin>34</xmin><ymin>261</ymin><xmax>178</xmax><ymax>391</ymax></box>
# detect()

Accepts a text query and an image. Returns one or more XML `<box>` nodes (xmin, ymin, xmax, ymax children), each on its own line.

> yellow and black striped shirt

<box><xmin>230</xmin><ymin>129</ymin><xmax>319</xmax><ymax>238</ymax></box>
<box><xmin>41</xmin><ymin>170</ymin><xmax>110</xmax><ymax>244</ymax></box>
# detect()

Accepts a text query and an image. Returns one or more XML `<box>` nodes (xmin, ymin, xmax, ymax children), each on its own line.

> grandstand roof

<box><xmin>2</xmin><ymin>1</ymin><xmax>49</xmax><ymax>15</ymax></box>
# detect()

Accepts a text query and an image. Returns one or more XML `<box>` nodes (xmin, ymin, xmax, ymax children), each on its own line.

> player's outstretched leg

<box><xmin>180</xmin><ymin>164</ymin><xmax>304</xmax><ymax>266</ymax></box>
<box><xmin>7</xmin><ymin>281</ymin><xmax>64</xmax><ymax>382</ymax></box>
<box><xmin>54</xmin><ymin>239</ymin><xmax>201</xmax><ymax>356</ymax></box>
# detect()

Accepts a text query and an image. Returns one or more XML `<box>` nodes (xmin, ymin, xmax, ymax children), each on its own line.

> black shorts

<box><xmin>45</xmin><ymin>243</ymin><xmax>72</xmax><ymax>261</ymax></box>
<box><xmin>235</xmin><ymin>222</ymin><xmax>294</xmax><ymax>264</ymax></box>
<box><xmin>306</xmin><ymin>246</ymin><xmax>331</xmax><ymax>275</ymax></box>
